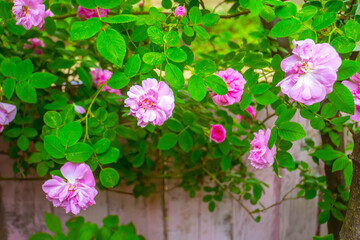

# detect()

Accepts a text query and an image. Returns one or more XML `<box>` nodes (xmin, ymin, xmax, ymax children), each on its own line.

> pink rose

<box><xmin>0</xmin><ymin>103</ymin><xmax>17</xmax><ymax>133</ymax></box>
<box><xmin>124</xmin><ymin>78</ymin><xmax>175</xmax><ymax>128</ymax></box>
<box><xmin>12</xmin><ymin>0</ymin><xmax>46</xmax><ymax>30</ymax></box>
<box><xmin>211</xmin><ymin>68</ymin><xmax>246</xmax><ymax>106</ymax></box>
<box><xmin>209</xmin><ymin>124</ymin><xmax>226</xmax><ymax>143</ymax></box>
<box><xmin>73</xmin><ymin>103</ymin><xmax>86</xmax><ymax>114</ymax></box>
<box><xmin>238</xmin><ymin>106</ymin><xmax>256</xmax><ymax>123</ymax></box>
<box><xmin>277</xmin><ymin>39</ymin><xmax>342</xmax><ymax>105</ymax></box>
<box><xmin>343</xmin><ymin>76</ymin><xmax>360</xmax><ymax>121</ymax></box>
<box><xmin>77</xmin><ymin>6</ymin><xmax>109</xmax><ymax>19</ymax></box>
<box><xmin>42</xmin><ymin>162</ymin><xmax>98</xmax><ymax>215</ymax></box>
<box><xmin>90</xmin><ymin>68</ymin><xmax>122</xmax><ymax>97</ymax></box>
<box><xmin>24</xmin><ymin>38</ymin><xmax>45</xmax><ymax>55</ymax></box>
<box><xmin>249</xmin><ymin>129</ymin><xmax>276</xmax><ymax>169</ymax></box>
<box><xmin>175</xmin><ymin>6</ymin><xmax>186</xmax><ymax>17</ymax></box>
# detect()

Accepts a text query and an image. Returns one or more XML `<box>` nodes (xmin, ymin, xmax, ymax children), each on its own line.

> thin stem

<box><xmin>96</xmin><ymin>7</ymin><xmax>102</xmax><ymax>20</ymax></box>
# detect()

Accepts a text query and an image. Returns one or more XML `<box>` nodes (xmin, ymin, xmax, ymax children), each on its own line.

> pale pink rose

<box><xmin>42</xmin><ymin>162</ymin><xmax>98</xmax><ymax>215</ymax></box>
<box><xmin>73</xmin><ymin>104</ymin><xmax>86</xmax><ymax>114</ymax></box>
<box><xmin>124</xmin><ymin>78</ymin><xmax>175</xmax><ymax>127</ymax></box>
<box><xmin>249</xmin><ymin>129</ymin><xmax>276</xmax><ymax>169</ymax></box>
<box><xmin>90</xmin><ymin>68</ymin><xmax>122</xmax><ymax>97</ymax></box>
<box><xmin>0</xmin><ymin>103</ymin><xmax>17</xmax><ymax>133</ymax></box>
<box><xmin>211</xmin><ymin>68</ymin><xmax>246</xmax><ymax>106</ymax></box>
<box><xmin>77</xmin><ymin>6</ymin><xmax>109</xmax><ymax>19</ymax></box>
<box><xmin>238</xmin><ymin>106</ymin><xmax>256</xmax><ymax>123</ymax></box>
<box><xmin>343</xmin><ymin>77</ymin><xmax>360</xmax><ymax>121</ymax></box>
<box><xmin>350</xmin><ymin>73</ymin><xmax>360</xmax><ymax>83</ymax></box>
<box><xmin>277</xmin><ymin>39</ymin><xmax>342</xmax><ymax>105</ymax></box>
<box><xmin>12</xmin><ymin>0</ymin><xmax>45</xmax><ymax>30</ymax></box>
<box><xmin>209</xmin><ymin>124</ymin><xmax>226</xmax><ymax>143</ymax></box>
<box><xmin>175</xmin><ymin>6</ymin><xmax>186</xmax><ymax>17</ymax></box>
<box><xmin>24</xmin><ymin>38</ymin><xmax>45</xmax><ymax>55</ymax></box>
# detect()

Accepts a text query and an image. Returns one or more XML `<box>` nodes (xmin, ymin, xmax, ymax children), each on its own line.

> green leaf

<box><xmin>320</xmin><ymin>103</ymin><xmax>337</xmax><ymax>118</ymax></box>
<box><xmin>254</xmin><ymin>91</ymin><xmax>278</xmax><ymax>105</ymax></box>
<box><xmin>24</xmin><ymin>127</ymin><xmax>37</xmax><ymax>138</ymax></box>
<box><xmin>332</xmin><ymin>156</ymin><xmax>349</xmax><ymax>172</ymax></box>
<box><xmin>0</xmin><ymin>59</ymin><xmax>16</xmax><ymax>77</ymax></box>
<box><xmin>331</xmin><ymin>208</ymin><xmax>344</xmax><ymax>221</ymax></box>
<box><xmin>103</xmin><ymin>215</ymin><xmax>119</xmax><ymax>228</ymax></box>
<box><xmin>166</xmin><ymin>47</ymin><xmax>187</xmax><ymax>63</ymax></box>
<box><xmin>107</xmin><ymin>72</ymin><xmax>130</xmax><ymax>89</ymax></box>
<box><xmin>278</xmin><ymin>122</ymin><xmax>306</xmax><ymax>141</ymax></box>
<box><xmin>44</xmin><ymin>136</ymin><xmax>66</xmax><ymax>159</ymax></box>
<box><xmin>205</xmin><ymin>75</ymin><xmax>228</xmax><ymax>95</ymax></box>
<box><xmin>16</xmin><ymin>81</ymin><xmax>37</xmax><ymax>103</ymax></box>
<box><xmin>297</xmin><ymin>6</ymin><xmax>318</xmax><ymax>22</ymax></box>
<box><xmin>221</xmin><ymin>155</ymin><xmax>231</xmax><ymax>171</ymax></box>
<box><xmin>60</xmin><ymin>122</ymin><xmax>83</xmax><ymax>147</ymax></box>
<box><xmin>312</xmin><ymin>149</ymin><xmax>344</xmax><ymax>161</ymax></box>
<box><xmin>250</xmin><ymin>83</ymin><xmax>270</xmax><ymax>94</ymax></box>
<box><xmin>44</xmin><ymin>17</ymin><xmax>56</xmax><ymax>35</ymax></box>
<box><xmin>76</xmin><ymin>0</ymin><xmax>97</xmax><ymax>9</ymax></box>
<box><xmin>6</xmin><ymin>19</ymin><xmax>26</xmax><ymax>35</ymax></box>
<box><xmin>45</xmin><ymin>212</ymin><xmax>62</xmax><ymax>234</ymax></box>
<box><xmin>260</xmin><ymin>5</ymin><xmax>276</xmax><ymax>22</ymax></box>
<box><xmin>189</xmin><ymin>7</ymin><xmax>202</xmax><ymax>24</ymax></box>
<box><xmin>337</xmin><ymin>60</ymin><xmax>360</xmax><ymax>80</ymax></box>
<box><xmin>6</xmin><ymin>128</ymin><xmax>21</xmax><ymax>138</ymax></box>
<box><xmin>178</xmin><ymin>130</ymin><xmax>193</xmax><ymax>152</ymax></box>
<box><xmin>162</xmin><ymin>0</ymin><xmax>172</xmax><ymax>9</ymax></box>
<box><xmin>101</xmin><ymin>15</ymin><xmax>138</xmax><ymax>24</ymax></box>
<box><xmin>330</xmin><ymin>116</ymin><xmax>350</xmax><ymax>126</ymax></box>
<box><xmin>44</xmin><ymin>111</ymin><xmax>62</xmax><ymax>128</ymax></box>
<box><xmin>187</xmin><ymin>75</ymin><xmax>207</xmax><ymax>101</ymax></box>
<box><xmin>100</xmin><ymin>168</ymin><xmax>120</xmax><ymax>188</ymax></box>
<box><xmin>312</xmin><ymin>12</ymin><xmax>337</xmax><ymax>31</ymax></box>
<box><xmin>29</xmin><ymin>233</ymin><xmax>53</xmax><ymax>240</ymax></box>
<box><xmin>328</xmin><ymin>82</ymin><xmax>355</xmax><ymax>114</ymax></box>
<box><xmin>143</xmin><ymin>52</ymin><xmax>166</xmax><ymax>65</ymax></box>
<box><xmin>269</xmin><ymin>18</ymin><xmax>301</xmax><ymax>38</ymax></box>
<box><xmin>147</xmin><ymin>26</ymin><xmax>164</xmax><ymax>45</ymax></box>
<box><xmin>193</xmin><ymin>26</ymin><xmax>210</xmax><ymax>40</ymax></box>
<box><xmin>98</xmin><ymin>147</ymin><xmax>120</xmax><ymax>164</ymax></box>
<box><xmin>318</xmin><ymin>210</ymin><xmax>330</xmax><ymax>224</ymax></box>
<box><xmin>14</xmin><ymin>59</ymin><xmax>33</xmax><ymax>81</ymax></box>
<box><xmin>158</xmin><ymin>133</ymin><xmax>178</xmax><ymax>150</ymax></box>
<box><xmin>345</xmin><ymin>19</ymin><xmax>360</xmax><ymax>41</ymax></box>
<box><xmin>77</xmin><ymin>67</ymin><xmax>92</xmax><ymax>89</ymax></box>
<box><xmin>97</xmin><ymin>29</ymin><xmax>126</xmax><ymax>67</ymax></box>
<box><xmin>275</xmin><ymin>2</ymin><xmax>297</xmax><ymax>19</ymax></box>
<box><xmin>124</xmin><ymin>54</ymin><xmax>141</xmax><ymax>78</ymax></box>
<box><xmin>66</xmin><ymin>143</ymin><xmax>93</xmax><ymax>162</ymax></box>
<box><xmin>96</xmin><ymin>0</ymin><xmax>123</xmax><ymax>9</ymax></box>
<box><xmin>0</xmin><ymin>1</ymin><xmax>11</xmax><ymax>19</ymax></box>
<box><xmin>164</xmin><ymin>31</ymin><xmax>179</xmax><ymax>46</ymax></box>
<box><xmin>166</xmin><ymin>119</ymin><xmax>184</xmax><ymax>132</ymax></box>
<box><xmin>70</xmin><ymin>18</ymin><xmax>102</xmax><ymax>41</ymax></box>
<box><xmin>248</xmin><ymin>0</ymin><xmax>263</xmax><ymax>16</ymax></box>
<box><xmin>2</xmin><ymin>78</ymin><xmax>15</xmax><ymax>99</ymax></box>
<box><xmin>313</xmin><ymin>234</ymin><xmax>334</xmax><ymax>240</ymax></box>
<box><xmin>276</xmin><ymin>151</ymin><xmax>295</xmax><ymax>169</ymax></box>
<box><xmin>132</xmin><ymin>153</ymin><xmax>145</xmax><ymax>168</ymax></box>
<box><xmin>310</xmin><ymin>117</ymin><xmax>325</xmax><ymax>130</ymax></box>
<box><xmin>268</xmin><ymin>127</ymin><xmax>277</xmax><ymax>149</ymax></box>
<box><xmin>344</xmin><ymin>162</ymin><xmax>353</xmax><ymax>187</ymax></box>
<box><xmin>94</xmin><ymin>138</ymin><xmax>111</xmax><ymax>154</ymax></box>
<box><xmin>29</xmin><ymin>72</ymin><xmax>58</xmax><ymax>89</ymax></box>
<box><xmin>331</xmin><ymin>36</ymin><xmax>355</xmax><ymax>54</ymax></box>
<box><xmin>17</xmin><ymin>135</ymin><xmax>29</xmax><ymax>151</ymax></box>
<box><xmin>325</xmin><ymin>0</ymin><xmax>343</xmax><ymax>12</ymax></box>
<box><xmin>165</xmin><ymin>63</ymin><xmax>184</xmax><ymax>89</ymax></box>
<box><xmin>195</xmin><ymin>59</ymin><xmax>217</xmax><ymax>76</ymax></box>
<box><xmin>202</xmin><ymin>13</ymin><xmax>220</xmax><ymax>27</ymax></box>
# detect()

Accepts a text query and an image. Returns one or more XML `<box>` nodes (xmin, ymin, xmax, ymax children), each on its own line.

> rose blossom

<box><xmin>12</xmin><ymin>0</ymin><xmax>45</xmax><ymax>30</ymax></box>
<box><xmin>24</xmin><ymin>38</ymin><xmax>45</xmax><ymax>55</ymax></box>
<box><xmin>77</xmin><ymin>6</ymin><xmax>109</xmax><ymax>19</ymax></box>
<box><xmin>249</xmin><ymin>129</ymin><xmax>276</xmax><ymax>169</ymax></box>
<box><xmin>211</xmin><ymin>68</ymin><xmax>246</xmax><ymax>106</ymax></box>
<box><xmin>90</xmin><ymin>68</ymin><xmax>121</xmax><ymax>97</ymax></box>
<box><xmin>124</xmin><ymin>78</ymin><xmax>175</xmax><ymax>127</ymax></box>
<box><xmin>73</xmin><ymin>103</ymin><xmax>86</xmax><ymax>114</ymax></box>
<box><xmin>277</xmin><ymin>39</ymin><xmax>341</xmax><ymax>105</ymax></box>
<box><xmin>238</xmin><ymin>106</ymin><xmax>256</xmax><ymax>123</ymax></box>
<box><xmin>342</xmin><ymin>74</ymin><xmax>360</xmax><ymax>121</ymax></box>
<box><xmin>209</xmin><ymin>124</ymin><xmax>226</xmax><ymax>143</ymax></box>
<box><xmin>42</xmin><ymin>162</ymin><xmax>98</xmax><ymax>215</ymax></box>
<box><xmin>0</xmin><ymin>103</ymin><xmax>17</xmax><ymax>133</ymax></box>
<box><xmin>175</xmin><ymin>6</ymin><xmax>186</xmax><ymax>17</ymax></box>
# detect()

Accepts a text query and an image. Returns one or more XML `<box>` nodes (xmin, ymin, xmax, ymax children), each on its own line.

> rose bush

<box><xmin>0</xmin><ymin>0</ymin><xmax>360</xmax><ymax>239</ymax></box>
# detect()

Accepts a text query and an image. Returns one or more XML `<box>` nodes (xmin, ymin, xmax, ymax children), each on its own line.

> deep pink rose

<box><xmin>343</xmin><ymin>76</ymin><xmax>360</xmax><ymax>121</ymax></box>
<box><xmin>211</xmin><ymin>68</ymin><xmax>246</xmax><ymax>106</ymax></box>
<box><xmin>0</xmin><ymin>103</ymin><xmax>17</xmax><ymax>133</ymax></box>
<box><xmin>277</xmin><ymin>39</ymin><xmax>341</xmax><ymax>105</ymax></box>
<box><xmin>24</xmin><ymin>38</ymin><xmax>45</xmax><ymax>55</ymax></box>
<box><xmin>175</xmin><ymin>6</ymin><xmax>186</xmax><ymax>17</ymax></box>
<box><xmin>12</xmin><ymin>0</ymin><xmax>45</xmax><ymax>30</ymax></box>
<box><xmin>42</xmin><ymin>162</ymin><xmax>98</xmax><ymax>215</ymax></box>
<box><xmin>249</xmin><ymin>129</ymin><xmax>276</xmax><ymax>169</ymax></box>
<box><xmin>238</xmin><ymin>106</ymin><xmax>256</xmax><ymax>123</ymax></box>
<box><xmin>209</xmin><ymin>124</ymin><xmax>226</xmax><ymax>143</ymax></box>
<box><xmin>124</xmin><ymin>78</ymin><xmax>175</xmax><ymax>127</ymax></box>
<box><xmin>77</xmin><ymin>6</ymin><xmax>109</xmax><ymax>19</ymax></box>
<box><xmin>90</xmin><ymin>68</ymin><xmax>122</xmax><ymax>97</ymax></box>
<box><xmin>73</xmin><ymin>104</ymin><xmax>86</xmax><ymax>114</ymax></box>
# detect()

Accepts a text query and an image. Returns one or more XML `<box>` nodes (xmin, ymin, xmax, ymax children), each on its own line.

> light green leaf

<box><xmin>97</xmin><ymin>29</ymin><xmax>126</xmax><ymax>67</ymax></box>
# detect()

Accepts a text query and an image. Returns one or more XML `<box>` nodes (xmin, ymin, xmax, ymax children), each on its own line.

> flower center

<box><xmin>68</xmin><ymin>183</ymin><xmax>78</xmax><ymax>192</ymax></box>
<box><xmin>293</xmin><ymin>60</ymin><xmax>313</xmax><ymax>74</ymax></box>
<box><xmin>23</xmin><ymin>6</ymin><xmax>29</xmax><ymax>15</ymax></box>
<box><xmin>140</xmin><ymin>95</ymin><xmax>157</xmax><ymax>110</ymax></box>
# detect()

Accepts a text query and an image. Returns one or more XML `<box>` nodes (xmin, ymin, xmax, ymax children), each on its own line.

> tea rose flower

<box><xmin>124</xmin><ymin>78</ymin><xmax>175</xmax><ymax>127</ymax></box>
<box><xmin>238</xmin><ymin>106</ymin><xmax>256</xmax><ymax>123</ymax></box>
<box><xmin>249</xmin><ymin>129</ymin><xmax>276</xmax><ymax>169</ymax></box>
<box><xmin>175</xmin><ymin>6</ymin><xmax>186</xmax><ymax>17</ymax></box>
<box><xmin>209</xmin><ymin>124</ymin><xmax>226</xmax><ymax>143</ymax></box>
<box><xmin>42</xmin><ymin>162</ymin><xmax>98</xmax><ymax>215</ymax></box>
<box><xmin>277</xmin><ymin>39</ymin><xmax>341</xmax><ymax>105</ymax></box>
<box><xmin>77</xmin><ymin>6</ymin><xmax>109</xmax><ymax>19</ymax></box>
<box><xmin>12</xmin><ymin>0</ymin><xmax>45</xmax><ymax>30</ymax></box>
<box><xmin>24</xmin><ymin>38</ymin><xmax>45</xmax><ymax>55</ymax></box>
<box><xmin>342</xmin><ymin>74</ymin><xmax>360</xmax><ymax>121</ymax></box>
<box><xmin>90</xmin><ymin>68</ymin><xmax>121</xmax><ymax>97</ymax></box>
<box><xmin>211</xmin><ymin>68</ymin><xmax>246</xmax><ymax>106</ymax></box>
<box><xmin>0</xmin><ymin>103</ymin><xmax>17</xmax><ymax>133</ymax></box>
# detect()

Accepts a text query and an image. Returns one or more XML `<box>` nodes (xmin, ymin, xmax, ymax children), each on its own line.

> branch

<box><xmin>199</xmin><ymin>0</ymin><xmax>206</xmax><ymax>9</ymax></box>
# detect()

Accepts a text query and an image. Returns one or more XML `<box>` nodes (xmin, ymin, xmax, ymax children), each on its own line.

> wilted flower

<box><xmin>77</xmin><ymin>6</ymin><xmax>109</xmax><ymax>19</ymax></box>
<box><xmin>0</xmin><ymin>103</ymin><xmax>17</xmax><ymax>133</ymax></box>
<box><xmin>277</xmin><ymin>39</ymin><xmax>341</xmax><ymax>105</ymax></box>
<box><xmin>249</xmin><ymin>129</ymin><xmax>276</xmax><ymax>169</ymax></box>
<box><xmin>209</xmin><ymin>124</ymin><xmax>226</xmax><ymax>143</ymax></box>
<box><xmin>175</xmin><ymin>6</ymin><xmax>186</xmax><ymax>17</ymax></box>
<box><xmin>90</xmin><ymin>68</ymin><xmax>121</xmax><ymax>97</ymax></box>
<box><xmin>42</xmin><ymin>162</ymin><xmax>98</xmax><ymax>215</ymax></box>
<box><xmin>238</xmin><ymin>106</ymin><xmax>256</xmax><ymax>123</ymax></box>
<box><xmin>24</xmin><ymin>38</ymin><xmax>45</xmax><ymax>55</ymax></box>
<box><xmin>342</xmin><ymin>74</ymin><xmax>360</xmax><ymax>121</ymax></box>
<box><xmin>211</xmin><ymin>68</ymin><xmax>246</xmax><ymax>106</ymax></box>
<box><xmin>124</xmin><ymin>78</ymin><xmax>175</xmax><ymax>127</ymax></box>
<box><xmin>12</xmin><ymin>0</ymin><xmax>45</xmax><ymax>30</ymax></box>
<box><xmin>73</xmin><ymin>104</ymin><xmax>86</xmax><ymax>114</ymax></box>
